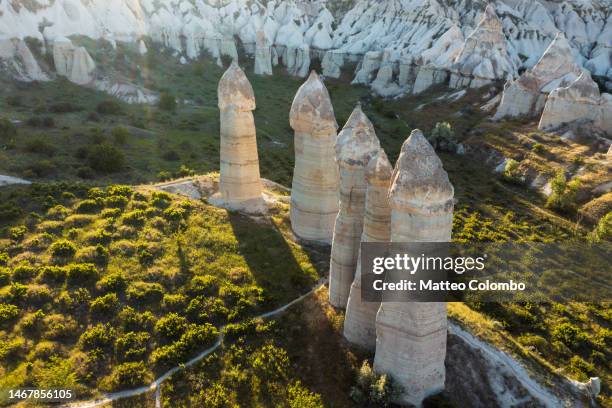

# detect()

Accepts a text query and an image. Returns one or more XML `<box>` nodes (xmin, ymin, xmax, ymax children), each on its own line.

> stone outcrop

<box><xmin>539</xmin><ymin>71</ymin><xmax>612</xmax><ymax>135</ymax></box>
<box><xmin>352</xmin><ymin>51</ymin><xmax>382</xmax><ymax>85</ymax></box>
<box><xmin>494</xmin><ymin>32</ymin><xmax>582</xmax><ymax>120</ymax></box>
<box><xmin>0</xmin><ymin>38</ymin><xmax>48</xmax><ymax>82</ymax></box>
<box><xmin>211</xmin><ymin>62</ymin><xmax>265</xmax><ymax>214</ymax></box>
<box><xmin>412</xmin><ymin>64</ymin><xmax>449</xmax><ymax>95</ymax></box>
<box><xmin>374</xmin><ymin>129</ymin><xmax>454</xmax><ymax>407</ymax></box>
<box><xmin>254</xmin><ymin>30</ymin><xmax>273</xmax><ymax>76</ymax></box>
<box><xmin>289</xmin><ymin>71</ymin><xmax>339</xmax><ymax>242</ymax></box>
<box><xmin>343</xmin><ymin>149</ymin><xmax>392</xmax><ymax>350</ymax></box>
<box><xmin>52</xmin><ymin>37</ymin><xmax>95</xmax><ymax>85</ymax></box>
<box><xmin>321</xmin><ymin>50</ymin><xmax>344</xmax><ymax>78</ymax></box>
<box><xmin>138</xmin><ymin>40</ymin><xmax>148</xmax><ymax>55</ymax></box>
<box><xmin>329</xmin><ymin>105</ymin><xmax>380</xmax><ymax>308</ymax></box>
<box><xmin>449</xmin><ymin>5</ymin><xmax>516</xmax><ymax>89</ymax></box>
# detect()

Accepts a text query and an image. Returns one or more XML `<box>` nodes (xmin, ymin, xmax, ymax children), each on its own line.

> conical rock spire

<box><xmin>218</xmin><ymin>61</ymin><xmax>256</xmax><ymax>111</ymax></box>
<box><xmin>290</xmin><ymin>70</ymin><xmax>338</xmax><ymax>133</ymax></box>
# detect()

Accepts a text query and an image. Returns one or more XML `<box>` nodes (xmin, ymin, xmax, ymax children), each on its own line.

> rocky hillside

<box><xmin>0</xmin><ymin>0</ymin><xmax>610</xmax><ymax>95</ymax></box>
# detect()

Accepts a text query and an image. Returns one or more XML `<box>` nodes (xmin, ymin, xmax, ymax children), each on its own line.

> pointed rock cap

<box><xmin>218</xmin><ymin>61</ymin><xmax>256</xmax><ymax>111</ymax></box>
<box><xmin>366</xmin><ymin>148</ymin><xmax>393</xmax><ymax>183</ymax></box>
<box><xmin>336</xmin><ymin>104</ymin><xmax>380</xmax><ymax>166</ymax></box>
<box><xmin>389</xmin><ymin>129</ymin><xmax>454</xmax><ymax>210</ymax></box>
<box><xmin>530</xmin><ymin>32</ymin><xmax>581</xmax><ymax>81</ymax></box>
<box><xmin>290</xmin><ymin>70</ymin><xmax>338</xmax><ymax>132</ymax></box>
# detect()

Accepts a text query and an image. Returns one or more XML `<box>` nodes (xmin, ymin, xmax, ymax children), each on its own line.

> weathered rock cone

<box><xmin>343</xmin><ymin>149</ymin><xmax>392</xmax><ymax>350</ymax></box>
<box><xmin>254</xmin><ymin>30</ymin><xmax>273</xmax><ymax>76</ymax></box>
<box><xmin>374</xmin><ymin>129</ymin><xmax>454</xmax><ymax>407</ymax></box>
<box><xmin>329</xmin><ymin>105</ymin><xmax>380</xmax><ymax>308</ymax></box>
<box><xmin>450</xmin><ymin>4</ymin><xmax>516</xmax><ymax>89</ymax></box>
<box><xmin>494</xmin><ymin>32</ymin><xmax>582</xmax><ymax>120</ymax></box>
<box><xmin>289</xmin><ymin>71</ymin><xmax>339</xmax><ymax>241</ymax></box>
<box><xmin>539</xmin><ymin>70</ymin><xmax>612</xmax><ymax>135</ymax></box>
<box><xmin>211</xmin><ymin>62</ymin><xmax>265</xmax><ymax>213</ymax></box>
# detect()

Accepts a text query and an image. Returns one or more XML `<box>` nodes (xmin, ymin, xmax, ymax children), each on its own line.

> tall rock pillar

<box><xmin>212</xmin><ymin>62</ymin><xmax>265</xmax><ymax>214</ymax></box>
<box><xmin>343</xmin><ymin>149</ymin><xmax>392</xmax><ymax>349</ymax></box>
<box><xmin>329</xmin><ymin>105</ymin><xmax>380</xmax><ymax>308</ymax></box>
<box><xmin>374</xmin><ymin>129</ymin><xmax>454</xmax><ymax>406</ymax></box>
<box><xmin>289</xmin><ymin>71</ymin><xmax>339</xmax><ymax>241</ymax></box>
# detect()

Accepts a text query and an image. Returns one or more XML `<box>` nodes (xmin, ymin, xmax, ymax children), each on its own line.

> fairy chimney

<box><xmin>374</xmin><ymin>129</ymin><xmax>454</xmax><ymax>406</ymax></box>
<box><xmin>289</xmin><ymin>71</ymin><xmax>339</xmax><ymax>241</ymax></box>
<box><xmin>212</xmin><ymin>62</ymin><xmax>265</xmax><ymax>213</ymax></box>
<box><xmin>329</xmin><ymin>105</ymin><xmax>380</xmax><ymax>308</ymax></box>
<box><xmin>343</xmin><ymin>149</ymin><xmax>392</xmax><ymax>349</ymax></box>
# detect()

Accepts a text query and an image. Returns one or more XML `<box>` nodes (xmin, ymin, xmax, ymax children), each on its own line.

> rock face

<box><xmin>329</xmin><ymin>105</ymin><xmax>380</xmax><ymax>308</ymax></box>
<box><xmin>52</xmin><ymin>38</ymin><xmax>95</xmax><ymax>85</ymax></box>
<box><xmin>0</xmin><ymin>38</ymin><xmax>48</xmax><ymax>82</ymax></box>
<box><xmin>494</xmin><ymin>33</ymin><xmax>583</xmax><ymax>120</ymax></box>
<box><xmin>343</xmin><ymin>149</ymin><xmax>392</xmax><ymax>350</ymax></box>
<box><xmin>254</xmin><ymin>30</ymin><xmax>273</xmax><ymax>76</ymax></box>
<box><xmin>374</xmin><ymin>129</ymin><xmax>454</xmax><ymax>407</ymax></box>
<box><xmin>289</xmin><ymin>71</ymin><xmax>339</xmax><ymax>242</ymax></box>
<box><xmin>539</xmin><ymin>71</ymin><xmax>612</xmax><ymax>135</ymax></box>
<box><xmin>449</xmin><ymin>5</ymin><xmax>516</xmax><ymax>89</ymax></box>
<box><xmin>212</xmin><ymin>62</ymin><xmax>265</xmax><ymax>214</ymax></box>
<box><xmin>321</xmin><ymin>50</ymin><xmax>344</xmax><ymax>78</ymax></box>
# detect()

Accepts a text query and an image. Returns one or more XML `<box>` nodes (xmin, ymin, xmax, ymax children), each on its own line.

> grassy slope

<box><xmin>0</xmin><ymin>41</ymin><xmax>610</xmax><ymax>405</ymax></box>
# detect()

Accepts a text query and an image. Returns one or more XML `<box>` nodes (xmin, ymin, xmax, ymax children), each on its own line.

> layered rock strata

<box><xmin>289</xmin><ymin>71</ymin><xmax>339</xmax><ymax>241</ymax></box>
<box><xmin>539</xmin><ymin>71</ymin><xmax>612</xmax><ymax>135</ymax></box>
<box><xmin>494</xmin><ymin>32</ymin><xmax>582</xmax><ymax>120</ymax></box>
<box><xmin>329</xmin><ymin>105</ymin><xmax>380</xmax><ymax>308</ymax></box>
<box><xmin>343</xmin><ymin>149</ymin><xmax>392</xmax><ymax>350</ymax></box>
<box><xmin>374</xmin><ymin>129</ymin><xmax>454</xmax><ymax>406</ymax></box>
<box><xmin>449</xmin><ymin>5</ymin><xmax>516</xmax><ymax>89</ymax></box>
<box><xmin>212</xmin><ymin>62</ymin><xmax>265</xmax><ymax>214</ymax></box>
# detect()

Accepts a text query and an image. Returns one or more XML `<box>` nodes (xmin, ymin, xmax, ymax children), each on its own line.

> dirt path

<box><xmin>62</xmin><ymin>280</ymin><xmax>327</xmax><ymax>408</ymax></box>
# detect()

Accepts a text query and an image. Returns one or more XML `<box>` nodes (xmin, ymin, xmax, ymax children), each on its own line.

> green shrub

<box><xmin>0</xmin><ymin>267</ymin><xmax>10</xmax><ymax>286</ymax></box>
<box><xmin>155</xmin><ymin>313</ymin><xmax>188</xmax><ymax>341</ymax></box>
<box><xmin>96</xmin><ymin>272</ymin><xmax>127</xmax><ymax>293</ymax></box>
<box><xmin>552</xmin><ymin>322</ymin><xmax>588</xmax><ymax>349</ymax></box>
<box><xmin>111</xmin><ymin>126</ymin><xmax>130</xmax><ymax>145</ymax></box>
<box><xmin>66</xmin><ymin>263</ymin><xmax>98</xmax><ymax>286</ymax></box>
<box><xmin>50</xmin><ymin>239</ymin><xmax>77</xmax><ymax>259</ymax></box>
<box><xmin>37</xmin><ymin>266</ymin><xmax>66</xmax><ymax>285</ymax></box>
<box><xmin>9</xmin><ymin>225</ymin><xmax>27</xmax><ymax>242</ymax></box>
<box><xmin>87</xmin><ymin>143</ymin><xmax>125</xmax><ymax>173</ymax></box>
<box><xmin>26</xmin><ymin>284</ymin><xmax>53</xmax><ymax>307</ymax></box>
<box><xmin>75</xmin><ymin>199</ymin><xmax>103</xmax><ymax>214</ymax></box>
<box><xmin>118</xmin><ymin>306</ymin><xmax>155</xmax><ymax>332</ymax></box>
<box><xmin>24</xmin><ymin>138</ymin><xmax>56</xmax><ymax>156</ymax></box>
<box><xmin>43</xmin><ymin>313</ymin><xmax>78</xmax><ymax>341</ymax></box>
<box><xmin>0</xmin><ymin>252</ymin><xmax>8</xmax><ymax>266</ymax></box>
<box><xmin>26</xmin><ymin>159</ymin><xmax>57</xmax><ymax>177</ymax></box>
<box><xmin>187</xmin><ymin>275</ymin><xmax>219</xmax><ymax>297</ymax></box>
<box><xmin>223</xmin><ymin>319</ymin><xmax>259</xmax><ymax>341</ymax></box>
<box><xmin>546</xmin><ymin>169</ymin><xmax>580</xmax><ymax>214</ymax></box>
<box><xmin>19</xmin><ymin>309</ymin><xmax>45</xmax><ymax>337</ymax></box>
<box><xmin>0</xmin><ymin>118</ymin><xmax>17</xmax><ymax>139</ymax></box>
<box><xmin>0</xmin><ymin>338</ymin><xmax>25</xmax><ymax>362</ymax></box>
<box><xmin>79</xmin><ymin>323</ymin><xmax>116</xmax><ymax>351</ymax></box>
<box><xmin>90</xmin><ymin>293</ymin><xmax>120</xmax><ymax>317</ymax></box>
<box><xmin>126</xmin><ymin>282</ymin><xmax>164</xmax><ymax>305</ymax></box>
<box><xmin>428</xmin><ymin>122</ymin><xmax>457</xmax><ymax>152</ymax></box>
<box><xmin>115</xmin><ymin>332</ymin><xmax>150</xmax><ymax>362</ymax></box>
<box><xmin>12</xmin><ymin>264</ymin><xmax>37</xmax><ymax>283</ymax></box>
<box><xmin>150</xmin><ymin>342</ymin><xmax>184</xmax><ymax>369</ymax></box>
<box><xmin>158</xmin><ymin>92</ymin><xmax>176</xmax><ymax>112</ymax></box>
<box><xmin>162</xmin><ymin>294</ymin><xmax>187</xmax><ymax>312</ymax></box>
<box><xmin>96</xmin><ymin>100</ymin><xmax>123</xmax><ymax>115</ymax></box>
<box><xmin>288</xmin><ymin>381</ymin><xmax>324</xmax><ymax>408</ymax></box>
<box><xmin>49</xmin><ymin>102</ymin><xmax>81</xmax><ymax>113</ymax></box>
<box><xmin>46</xmin><ymin>205</ymin><xmax>70</xmax><ymax>220</ymax></box>
<box><xmin>0</xmin><ymin>303</ymin><xmax>19</xmax><ymax>325</ymax></box>
<box><xmin>591</xmin><ymin>212</ymin><xmax>611</xmax><ymax>242</ymax></box>
<box><xmin>122</xmin><ymin>210</ymin><xmax>146</xmax><ymax>227</ymax></box>
<box><xmin>104</xmin><ymin>195</ymin><xmax>129</xmax><ymax>209</ymax></box>
<box><xmin>502</xmin><ymin>159</ymin><xmax>523</xmax><ymax>184</ymax></box>
<box><xmin>350</xmin><ymin>361</ymin><xmax>402</xmax><ymax>407</ymax></box>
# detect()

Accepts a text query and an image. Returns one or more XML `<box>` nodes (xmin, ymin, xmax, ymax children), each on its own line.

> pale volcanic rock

<box><xmin>0</xmin><ymin>38</ymin><xmax>48</xmax><ymax>82</ymax></box>
<box><xmin>321</xmin><ymin>50</ymin><xmax>344</xmax><ymax>79</ymax></box>
<box><xmin>344</xmin><ymin>149</ymin><xmax>392</xmax><ymax>350</ymax></box>
<box><xmin>413</xmin><ymin>64</ymin><xmax>449</xmax><ymax>95</ymax></box>
<box><xmin>211</xmin><ymin>62</ymin><xmax>265</xmax><ymax>214</ymax></box>
<box><xmin>374</xmin><ymin>129</ymin><xmax>454</xmax><ymax>407</ymax></box>
<box><xmin>53</xmin><ymin>37</ymin><xmax>75</xmax><ymax>77</ymax></box>
<box><xmin>494</xmin><ymin>32</ymin><xmax>583</xmax><ymax>120</ymax></box>
<box><xmin>539</xmin><ymin>71</ymin><xmax>612</xmax><ymax>135</ymax></box>
<box><xmin>254</xmin><ymin>30</ymin><xmax>273</xmax><ymax>76</ymax></box>
<box><xmin>449</xmin><ymin>5</ymin><xmax>517</xmax><ymax>89</ymax></box>
<box><xmin>138</xmin><ymin>39</ymin><xmax>148</xmax><ymax>55</ymax></box>
<box><xmin>329</xmin><ymin>105</ymin><xmax>380</xmax><ymax>309</ymax></box>
<box><xmin>286</xmin><ymin>44</ymin><xmax>311</xmax><ymax>77</ymax></box>
<box><xmin>352</xmin><ymin>51</ymin><xmax>382</xmax><ymax>85</ymax></box>
<box><xmin>69</xmin><ymin>46</ymin><xmax>96</xmax><ymax>85</ymax></box>
<box><xmin>290</xmin><ymin>71</ymin><xmax>339</xmax><ymax>242</ymax></box>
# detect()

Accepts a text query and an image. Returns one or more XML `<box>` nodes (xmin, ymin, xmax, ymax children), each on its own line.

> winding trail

<box><xmin>0</xmin><ymin>175</ymin><xmax>31</xmax><ymax>187</ymax></box>
<box><xmin>62</xmin><ymin>280</ymin><xmax>327</xmax><ymax>408</ymax></box>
